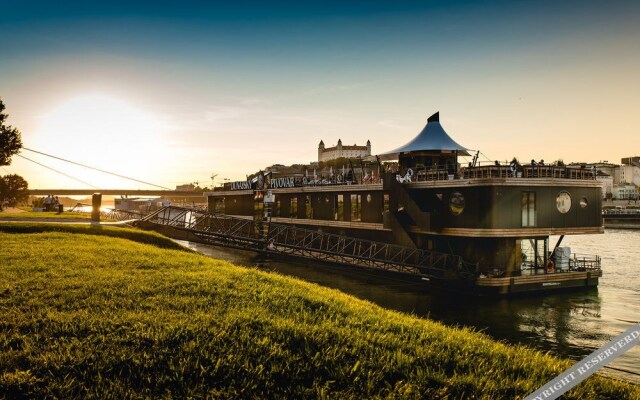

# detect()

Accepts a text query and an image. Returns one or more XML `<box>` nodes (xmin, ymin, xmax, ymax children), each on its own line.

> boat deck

<box><xmin>475</xmin><ymin>269</ymin><xmax>602</xmax><ymax>295</ymax></box>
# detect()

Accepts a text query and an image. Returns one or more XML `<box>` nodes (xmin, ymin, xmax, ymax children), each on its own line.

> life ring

<box><xmin>510</xmin><ymin>162</ymin><xmax>517</xmax><ymax>174</ymax></box>
<box><xmin>546</xmin><ymin>259</ymin><xmax>555</xmax><ymax>273</ymax></box>
<box><xmin>407</xmin><ymin>168</ymin><xmax>414</xmax><ymax>177</ymax></box>
<box><xmin>337</xmin><ymin>174</ymin><xmax>343</xmax><ymax>183</ymax></box>
<box><xmin>302</xmin><ymin>177</ymin><xmax>308</xmax><ymax>185</ymax></box>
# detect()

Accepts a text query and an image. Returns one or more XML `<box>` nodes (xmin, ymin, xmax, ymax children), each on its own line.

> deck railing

<box><xmin>569</xmin><ymin>254</ymin><xmax>602</xmax><ymax>271</ymax></box>
<box><xmin>520</xmin><ymin>253</ymin><xmax>601</xmax><ymax>274</ymax></box>
<box><xmin>401</xmin><ymin>165</ymin><xmax>596</xmax><ymax>182</ymax></box>
<box><xmin>101</xmin><ymin>208</ymin><xmax>147</xmax><ymax>221</ymax></box>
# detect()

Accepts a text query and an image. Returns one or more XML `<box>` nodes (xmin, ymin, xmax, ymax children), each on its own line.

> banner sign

<box><xmin>224</xmin><ymin>172</ymin><xmax>378</xmax><ymax>191</ymax></box>
<box><xmin>524</xmin><ymin>323</ymin><xmax>640</xmax><ymax>400</ymax></box>
<box><xmin>270</xmin><ymin>176</ymin><xmax>296</xmax><ymax>189</ymax></box>
<box><xmin>228</xmin><ymin>181</ymin><xmax>252</xmax><ymax>191</ymax></box>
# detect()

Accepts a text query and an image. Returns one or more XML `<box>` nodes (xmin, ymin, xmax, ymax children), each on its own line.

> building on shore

<box><xmin>595</xmin><ymin>171</ymin><xmax>614</xmax><ymax>200</ymax></box>
<box><xmin>620</xmin><ymin>156</ymin><xmax>640</xmax><ymax>187</ymax></box>
<box><xmin>578</xmin><ymin>159</ymin><xmax>639</xmax><ymax>200</ymax></box>
<box><xmin>612</xmin><ymin>184</ymin><xmax>639</xmax><ymax>201</ymax></box>
<box><xmin>176</xmin><ymin>183</ymin><xmax>196</xmax><ymax>191</ymax></box>
<box><xmin>318</xmin><ymin>139</ymin><xmax>371</xmax><ymax>162</ymax></box>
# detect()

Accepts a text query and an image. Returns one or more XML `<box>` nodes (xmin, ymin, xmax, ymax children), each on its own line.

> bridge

<box><xmin>27</xmin><ymin>189</ymin><xmax>205</xmax><ymax>197</ymax></box>
<box><xmin>134</xmin><ymin>206</ymin><xmax>479</xmax><ymax>281</ymax></box>
<box><xmin>18</xmin><ymin>148</ymin><xmax>209</xmax><ymax>198</ymax></box>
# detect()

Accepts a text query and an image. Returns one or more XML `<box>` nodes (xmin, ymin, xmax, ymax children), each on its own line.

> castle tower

<box><xmin>318</xmin><ymin>140</ymin><xmax>325</xmax><ymax>161</ymax></box>
<box><xmin>337</xmin><ymin>139</ymin><xmax>342</xmax><ymax>158</ymax></box>
<box><xmin>366</xmin><ymin>139</ymin><xmax>371</xmax><ymax>156</ymax></box>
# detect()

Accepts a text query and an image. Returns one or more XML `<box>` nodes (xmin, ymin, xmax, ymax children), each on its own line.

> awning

<box><xmin>379</xmin><ymin>112</ymin><xmax>470</xmax><ymax>160</ymax></box>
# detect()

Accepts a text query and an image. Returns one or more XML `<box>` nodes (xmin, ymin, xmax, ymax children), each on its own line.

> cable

<box><xmin>478</xmin><ymin>151</ymin><xmax>495</xmax><ymax>165</ymax></box>
<box><xmin>16</xmin><ymin>154</ymin><xmax>100</xmax><ymax>189</ymax></box>
<box><xmin>22</xmin><ymin>147</ymin><xmax>171</xmax><ymax>190</ymax></box>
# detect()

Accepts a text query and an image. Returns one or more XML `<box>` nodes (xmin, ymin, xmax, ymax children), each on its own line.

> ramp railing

<box><xmin>140</xmin><ymin>206</ymin><xmax>479</xmax><ymax>279</ymax></box>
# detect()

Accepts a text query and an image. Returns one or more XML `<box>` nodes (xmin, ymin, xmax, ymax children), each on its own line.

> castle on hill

<box><xmin>318</xmin><ymin>139</ymin><xmax>371</xmax><ymax>162</ymax></box>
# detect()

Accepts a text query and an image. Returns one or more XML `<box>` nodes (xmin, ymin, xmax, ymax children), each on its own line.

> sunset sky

<box><xmin>1</xmin><ymin>1</ymin><xmax>639</xmax><ymax>189</ymax></box>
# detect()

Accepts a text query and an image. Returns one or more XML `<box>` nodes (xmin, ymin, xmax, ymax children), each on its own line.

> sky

<box><xmin>1</xmin><ymin>0</ymin><xmax>639</xmax><ymax>189</ymax></box>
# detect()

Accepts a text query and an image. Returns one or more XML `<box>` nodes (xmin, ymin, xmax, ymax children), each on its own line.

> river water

<box><xmin>177</xmin><ymin>229</ymin><xmax>640</xmax><ymax>384</ymax></box>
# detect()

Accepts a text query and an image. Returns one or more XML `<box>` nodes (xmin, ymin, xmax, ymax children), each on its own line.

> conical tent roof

<box><xmin>381</xmin><ymin>112</ymin><xmax>470</xmax><ymax>158</ymax></box>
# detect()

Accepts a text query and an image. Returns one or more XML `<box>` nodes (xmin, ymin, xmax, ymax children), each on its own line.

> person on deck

<box><xmin>509</xmin><ymin>158</ymin><xmax>519</xmax><ymax>177</ymax></box>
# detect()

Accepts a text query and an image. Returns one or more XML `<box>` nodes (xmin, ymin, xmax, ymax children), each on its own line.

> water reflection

<box><xmin>176</xmin><ymin>231</ymin><xmax>640</xmax><ymax>384</ymax></box>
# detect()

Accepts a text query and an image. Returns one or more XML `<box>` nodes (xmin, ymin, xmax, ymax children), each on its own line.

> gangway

<box><xmin>136</xmin><ymin>206</ymin><xmax>479</xmax><ymax>280</ymax></box>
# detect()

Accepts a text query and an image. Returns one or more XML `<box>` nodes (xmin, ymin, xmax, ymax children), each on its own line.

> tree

<box><xmin>0</xmin><ymin>174</ymin><xmax>29</xmax><ymax>208</ymax></box>
<box><xmin>0</xmin><ymin>98</ymin><xmax>23</xmax><ymax>166</ymax></box>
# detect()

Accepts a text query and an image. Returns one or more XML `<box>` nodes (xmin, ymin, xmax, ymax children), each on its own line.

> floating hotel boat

<box><xmin>602</xmin><ymin>208</ymin><xmax>640</xmax><ymax>229</ymax></box>
<box><xmin>144</xmin><ymin>112</ymin><xmax>603</xmax><ymax>295</ymax></box>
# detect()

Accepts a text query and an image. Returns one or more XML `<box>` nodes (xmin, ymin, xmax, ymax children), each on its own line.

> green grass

<box><xmin>0</xmin><ymin>210</ymin><xmax>93</xmax><ymax>220</ymax></box>
<box><xmin>0</xmin><ymin>223</ymin><xmax>186</xmax><ymax>251</ymax></box>
<box><xmin>0</xmin><ymin>225</ymin><xmax>638</xmax><ymax>399</ymax></box>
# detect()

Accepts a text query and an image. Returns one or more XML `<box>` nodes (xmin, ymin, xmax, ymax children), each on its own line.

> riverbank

<box><xmin>0</xmin><ymin>224</ymin><xmax>638</xmax><ymax>398</ymax></box>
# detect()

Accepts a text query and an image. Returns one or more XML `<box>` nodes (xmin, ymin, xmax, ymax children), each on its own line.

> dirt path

<box><xmin>0</xmin><ymin>207</ymin><xmax>26</xmax><ymax>214</ymax></box>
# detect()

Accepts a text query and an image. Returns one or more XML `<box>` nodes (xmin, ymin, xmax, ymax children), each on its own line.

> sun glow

<box><xmin>33</xmin><ymin>94</ymin><xmax>171</xmax><ymax>188</ymax></box>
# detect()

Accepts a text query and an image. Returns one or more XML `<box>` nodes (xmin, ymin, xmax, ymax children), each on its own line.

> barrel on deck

<box><xmin>555</xmin><ymin>247</ymin><xmax>571</xmax><ymax>272</ymax></box>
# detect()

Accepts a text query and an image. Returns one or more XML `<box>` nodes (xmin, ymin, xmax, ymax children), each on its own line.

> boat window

<box><xmin>449</xmin><ymin>192</ymin><xmax>465</xmax><ymax>216</ymax></box>
<box><xmin>305</xmin><ymin>195</ymin><xmax>313</xmax><ymax>218</ymax></box>
<box><xmin>336</xmin><ymin>194</ymin><xmax>344</xmax><ymax>220</ymax></box>
<box><xmin>214</xmin><ymin>198</ymin><xmax>225</xmax><ymax>213</ymax></box>
<box><xmin>351</xmin><ymin>194</ymin><xmax>361</xmax><ymax>222</ymax></box>
<box><xmin>274</xmin><ymin>197</ymin><xmax>280</xmax><ymax>217</ymax></box>
<box><xmin>556</xmin><ymin>191</ymin><xmax>572</xmax><ymax>214</ymax></box>
<box><xmin>580</xmin><ymin>197</ymin><xmax>588</xmax><ymax>208</ymax></box>
<box><xmin>522</xmin><ymin>191</ymin><xmax>537</xmax><ymax>227</ymax></box>
<box><xmin>290</xmin><ymin>196</ymin><xmax>297</xmax><ymax>218</ymax></box>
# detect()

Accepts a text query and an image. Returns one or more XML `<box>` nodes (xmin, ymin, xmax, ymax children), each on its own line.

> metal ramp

<box><xmin>138</xmin><ymin>206</ymin><xmax>478</xmax><ymax>280</ymax></box>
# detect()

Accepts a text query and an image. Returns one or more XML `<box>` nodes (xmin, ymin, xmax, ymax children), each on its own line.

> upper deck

<box><xmin>206</xmin><ymin>163</ymin><xmax>601</xmax><ymax>196</ymax></box>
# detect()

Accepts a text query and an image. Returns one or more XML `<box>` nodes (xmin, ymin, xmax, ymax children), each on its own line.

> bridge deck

<box><xmin>28</xmin><ymin>189</ymin><xmax>205</xmax><ymax>197</ymax></box>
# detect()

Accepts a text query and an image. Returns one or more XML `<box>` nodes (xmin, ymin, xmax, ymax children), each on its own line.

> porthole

<box><xmin>450</xmin><ymin>192</ymin><xmax>465</xmax><ymax>216</ymax></box>
<box><xmin>556</xmin><ymin>191</ymin><xmax>572</xmax><ymax>214</ymax></box>
<box><xmin>580</xmin><ymin>197</ymin><xmax>588</xmax><ymax>208</ymax></box>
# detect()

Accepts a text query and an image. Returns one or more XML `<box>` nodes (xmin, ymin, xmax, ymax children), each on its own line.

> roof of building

<box><xmin>322</xmin><ymin>145</ymin><xmax>368</xmax><ymax>152</ymax></box>
<box><xmin>381</xmin><ymin>112</ymin><xmax>470</xmax><ymax>157</ymax></box>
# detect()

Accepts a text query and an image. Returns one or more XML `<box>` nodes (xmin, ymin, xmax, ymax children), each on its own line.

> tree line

<box><xmin>0</xmin><ymin>98</ymin><xmax>28</xmax><ymax>210</ymax></box>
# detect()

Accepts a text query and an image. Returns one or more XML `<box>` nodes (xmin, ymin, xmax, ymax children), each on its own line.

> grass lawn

<box><xmin>0</xmin><ymin>224</ymin><xmax>638</xmax><ymax>399</ymax></box>
<box><xmin>0</xmin><ymin>210</ymin><xmax>92</xmax><ymax>220</ymax></box>
<box><xmin>1</xmin><ymin>207</ymin><xmax>116</xmax><ymax>222</ymax></box>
